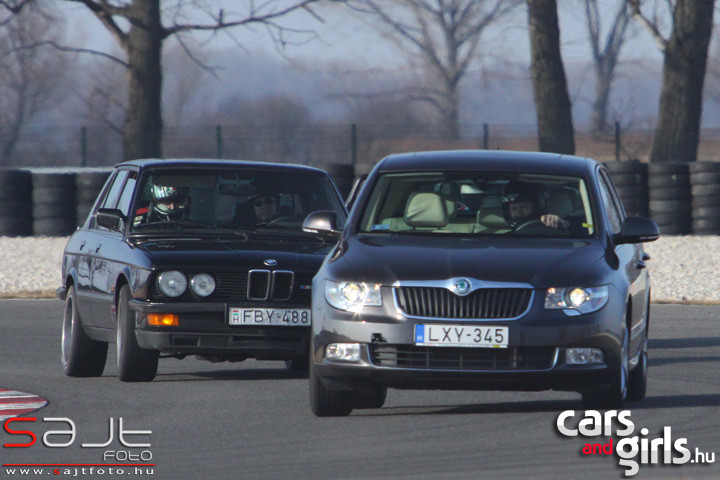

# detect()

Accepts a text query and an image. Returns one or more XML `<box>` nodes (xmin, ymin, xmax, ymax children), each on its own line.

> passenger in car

<box><xmin>251</xmin><ymin>191</ymin><xmax>280</xmax><ymax>224</ymax></box>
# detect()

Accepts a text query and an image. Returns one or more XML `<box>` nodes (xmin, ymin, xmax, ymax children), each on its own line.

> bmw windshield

<box><xmin>130</xmin><ymin>168</ymin><xmax>345</xmax><ymax>234</ymax></box>
<box><xmin>358</xmin><ymin>171</ymin><xmax>596</xmax><ymax>238</ymax></box>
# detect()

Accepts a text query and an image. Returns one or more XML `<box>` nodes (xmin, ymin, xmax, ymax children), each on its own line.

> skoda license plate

<box><xmin>229</xmin><ymin>308</ymin><xmax>311</xmax><ymax>326</ymax></box>
<box><xmin>414</xmin><ymin>324</ymin><xmax>508</xmax><ymax>348</ymax></box>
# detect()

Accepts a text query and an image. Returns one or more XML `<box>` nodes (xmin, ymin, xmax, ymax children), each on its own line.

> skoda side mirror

<box><xmin>303</xmin><ymin>210</ymin><xmax>341</xmax><ymax>236</ymax></box>
<box><xmin>614</xmin><ymin>216</ymin><xmax>660</xmax><ymax>245</ymax></box>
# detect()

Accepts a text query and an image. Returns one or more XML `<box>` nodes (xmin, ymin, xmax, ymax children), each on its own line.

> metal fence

<box><xmin>5</xmin><ymin>123</ymin><xmax>720</xmax><ymax>173</ymax></box>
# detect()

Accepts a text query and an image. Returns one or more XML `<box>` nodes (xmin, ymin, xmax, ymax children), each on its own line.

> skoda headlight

<box><xmin>325</xmin><ymin>280</ymin><xmax>382</xmax><ymax>312</ymax></box>
<box><xmin>157</xmin><ymin>271</ymin><xmax>188</xmax><ymax>297</ymax></box>
<box><xmin>544</xmin><ymin>285</ymin><xmax>609</xmax><ymax>314</ymax></box>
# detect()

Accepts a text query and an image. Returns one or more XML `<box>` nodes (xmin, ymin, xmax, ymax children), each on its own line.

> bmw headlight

<box><xmin>190</xmin><ymin>273</ymin><xmax>215</xmax><ymax>297</ymax></box>
<box><xmin>157</xmin><ymin>271</ymin><xmax>188</xmax><ymax>297</ymax></box>
<box><xmin>544</xmin><ymin>285</ymin><xmax>609</xmax><ymax>314</ymax></box>
<box><xmin>325</xmin><ymin>280</ymin><xmax>382</xmax><ymax>312</ymax></box>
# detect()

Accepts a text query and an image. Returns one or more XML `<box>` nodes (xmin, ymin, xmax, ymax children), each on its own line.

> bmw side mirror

<box><xmin>303</xmin><ymin>210</ymin><xmax>341</xmax><ymax>236</ymax></box>
<box><xmin>96</xmin><ymin>208</ymin><xmax>126</xmax><ymax>232</ymax></box>
<box><xmin>614</xmin><ymin>216</ymin><xmax>660</xmax><ymax>245</ymax></box>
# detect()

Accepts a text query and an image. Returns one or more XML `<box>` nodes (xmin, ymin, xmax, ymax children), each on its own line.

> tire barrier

<box><xmin>75</xmin><ymin>171</ymin><xmax>110</xmax><ymax>226</ymax></box>
<box><xmin>327</xmin><ymin>163</ymin><xmax>355</xmax><ymax>201</ymax></box>
<box><xmin>690</xmin><ymin>162</ymin><xmax>720</xmax><ymax>234</ymax></box>
<box><xmin>604</xmin><ymin>160</ymin><xmax>648</xmax><ymax>217</ymax></box>
<box><xmin>0</xmin><ymin>169</ymin><xmax>32</xmax><ymax>236</ymax></box>
<box><xmin>648</xmin><ymin>163</ymin><xmax>691</xmax><ymax>235</ymax></box>
<box><xmin>32</xmin><ymin>172</ymin><xmax>77</xmax><ymax>236</ymax></box>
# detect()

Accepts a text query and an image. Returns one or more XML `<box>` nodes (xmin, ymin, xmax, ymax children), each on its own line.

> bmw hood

<box><xmin>135</xmin><ymin>237</ymin><xmax>333</xmax><ymax>272</ymax></box>
<box><xmin>335</xmin><ymin>235</ymin><xmax>607</xmax><ymax>288</ymax></box>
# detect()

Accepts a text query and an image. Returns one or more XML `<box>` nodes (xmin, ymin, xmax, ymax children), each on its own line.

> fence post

<box><xmin>80</xmin><ymin>127</ymin><xmax>88</xmax><ymax>167</ymax></box>
<box><xmin>615</xmin><ymin>122</ymin><xmax>621</xmax><ymax>162</ymax></box>
<box><xmin>482</xmin><ymin>123</ymin><xmax>489</xmax><ymax>150</ymax></box>
<box><xmin>350</xmin><ymin>123</ymin><xmax>358</xmax><ymax>169</ymax></box>
<box><xmin>216</xmin><ymin>125</ymin><xmax>223</xmax><ymax>159</ymax></box>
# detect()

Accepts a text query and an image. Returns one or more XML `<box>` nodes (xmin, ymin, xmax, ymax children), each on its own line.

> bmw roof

<box><xmin>115</xmin><ymin>158</ymin><xmax>328</xmax><ymax>174</ymax></box>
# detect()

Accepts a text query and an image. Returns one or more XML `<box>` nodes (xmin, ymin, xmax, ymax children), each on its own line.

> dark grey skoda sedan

<box><xmin>304</xmin><ymin>150</ymin><xmax>659</xmax><ymax>416</ymax></box>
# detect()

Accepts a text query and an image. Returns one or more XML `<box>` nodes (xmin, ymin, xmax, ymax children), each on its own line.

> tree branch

<box><xmin>63</xmin><ymin>0</ymin><xmax>129</xmax><ymax>48</ymax></box>
<box><xmin>164</xmin><ymin>0</ymin><xmax>324</xmax><ymax>37</ymax></box>
<box><xmin>14</xmin><ymin>40</ymin><xmax>129</xmax><ymax>67</ymax></box>
<box><xmin>627</xmin><ymin>0</ymin><xmax>668</xmax><ymax>51</ymax></box>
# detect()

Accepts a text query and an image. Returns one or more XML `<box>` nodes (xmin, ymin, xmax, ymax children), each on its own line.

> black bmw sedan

<box><xmin>304</xmin><ymin>150</ymin><xmax>659</xmax><ymax>416</ymax></box>
<box><xmin>58</xmin><ymin>159</ymin><xmax>346</xmax><ymax>382</ymax></box>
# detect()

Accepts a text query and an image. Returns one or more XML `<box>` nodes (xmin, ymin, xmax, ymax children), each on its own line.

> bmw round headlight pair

<box><xmin>157</xmin><ymin>271</ymin><xmax>215</xmax><ymax>297</ymax></box>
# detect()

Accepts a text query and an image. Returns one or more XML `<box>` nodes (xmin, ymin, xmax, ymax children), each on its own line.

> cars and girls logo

<box><xmin>2</xmin><ymin>416</ymin><xmax>155</xmax><ymax>477</ymax></box>
<box><xmin>556</xmin><ymin>409</ymin><xmax>716</xmax><ymax>476</ymax></box>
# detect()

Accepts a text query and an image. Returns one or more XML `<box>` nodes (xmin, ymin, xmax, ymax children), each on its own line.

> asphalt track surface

<box><xmin>0</xmin><ymin>300</ymin><xmax>718</xmax><ymax>480</ymax></box>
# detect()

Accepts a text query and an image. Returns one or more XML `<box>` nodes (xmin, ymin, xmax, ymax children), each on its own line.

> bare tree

<box><xmin>0</xmin><ymin>2</ymin><xmax>68</xmax><ymax>164</ymax></box>
<box><xmin>582</xmin><ymin>0</ymin><xmax>632</xmax><ymax>134</ymax></box>
<box><xmin>62</xmin><ymin>0</ymin><xmax>329</xmax><ymax>161</ymax></box>
<box><xmin>348</xmin><ymin>0</ymin><xmax>521</xmax><ymax>140</ymax></box>
<box><xmin>629</xmin><ymin>0</ymin><xmax>715</xmax><ymax>163</ymax></box>
<box><xmin>526</xmin><ymin>0</ymin><xmax>574</xmax><ymax>154</ymax></box>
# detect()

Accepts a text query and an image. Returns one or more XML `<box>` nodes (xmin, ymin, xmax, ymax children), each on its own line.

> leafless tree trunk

<box><xmin>64</xmin><ymin>0</ymin><xmax>327</xmax><ymax>161</ymax></box>
<box><xmin>526</xmin><ymin>0</ymin><xmax>575</xmax><ymax>154</ymax></box>
<box><xmin>629</xmin><ymin>0</ymin><xmax>715</xmax><ymax>163</ymax></box>
<box><xmin>350</xmin><ymin>0</ymin><xmax>521</xmax><ymax>140</ymax></box>
<box><xmin>583</xmin><ymin>0</ymin><xmax>631</xmax><ymax>134</ymax></box>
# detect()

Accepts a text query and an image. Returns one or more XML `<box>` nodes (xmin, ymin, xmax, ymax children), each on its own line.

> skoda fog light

<box><xmin>566</xmin><ymin>348</ymin><xmax>604</xmax><ymax>365</ymax></box>
<box><xmin>326</xmin><ymin>343</ymin><xmax>361</xmax><ymax>362</ymax></box>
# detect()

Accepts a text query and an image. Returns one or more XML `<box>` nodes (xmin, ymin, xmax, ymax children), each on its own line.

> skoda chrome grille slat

<box><xmin>395</xmin><ymin>287</ymin><xmax>532</xmax><ymax>319</ymax></box>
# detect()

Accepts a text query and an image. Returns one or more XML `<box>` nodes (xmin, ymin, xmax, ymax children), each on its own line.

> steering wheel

<box><xmin>513</xmin><ymin>217</ymin><xmax>569</xmax><ymax>234</ymax></box>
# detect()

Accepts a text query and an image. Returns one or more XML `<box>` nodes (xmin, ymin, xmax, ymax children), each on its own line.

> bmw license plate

<box><xmin>229</xmin><ymin>308</ymin><xmax>311</xmax><ymax>326</ymax></box>
<box><xmin>414</xmin><ymin>324</ymin><xmax>508</xmax><ymax>348</ymax></box>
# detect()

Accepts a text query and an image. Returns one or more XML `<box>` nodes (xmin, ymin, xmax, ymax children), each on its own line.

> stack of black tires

<box><xmin>76</xmin><ymin>172</ymin><xmax>110</xmax><ymax>226</ymax></box>
<box><xmin>648</xmin><ymin>163</ymin><xmax>692</xmax><ymax>235</ymax></box>
<box><xmin>605</xmin><ymin>160</ymin><xmax>648</xmax><ymax>217</ymax></box>
<box><xmin>32</xmin><ymin>172</ymin><xmax>78</xmax><ymax>236</ymax></box>
<box><xmin>690</xmin><ymin>162</ymin><xmax>720</xmax><ymax>234</ymax></box>
<box><xmin>0</xmin><ymin>169</ymin><xmax>33</xmax><ymax>236</ymax></box>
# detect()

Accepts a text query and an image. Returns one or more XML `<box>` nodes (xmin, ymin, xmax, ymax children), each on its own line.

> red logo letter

<box><xmin>4</xmin><ymin>417</ymin><xmax>37</xmax><ymax>447</ymax></box>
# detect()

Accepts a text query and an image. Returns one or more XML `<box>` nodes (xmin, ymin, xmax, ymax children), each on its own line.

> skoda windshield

<box><xmin>358</xmin><ymin>171</ymin><xmax>595</xmax><ymax>238</ymax></box>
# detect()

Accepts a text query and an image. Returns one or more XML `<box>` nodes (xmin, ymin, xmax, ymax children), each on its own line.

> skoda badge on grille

<box><xmin>264</xmin><ymin>259</ymin><xmax>278</xmax><ymax>266</ymax></box>
<box><xmin>453</xmin><ymin>278</ymin><xmax>472</xmax><ymax>296</ymax></box>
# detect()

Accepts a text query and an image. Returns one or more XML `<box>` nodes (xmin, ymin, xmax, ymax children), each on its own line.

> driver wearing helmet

<box><xmin>147</xmin><ymin>185</ymin><xmax>190</xmax><ymax>222</ymax></box>
<box><xmin>501</xmin><ymin>180</ymin><xmax>567</xmax><ymax>230</ymax></box>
